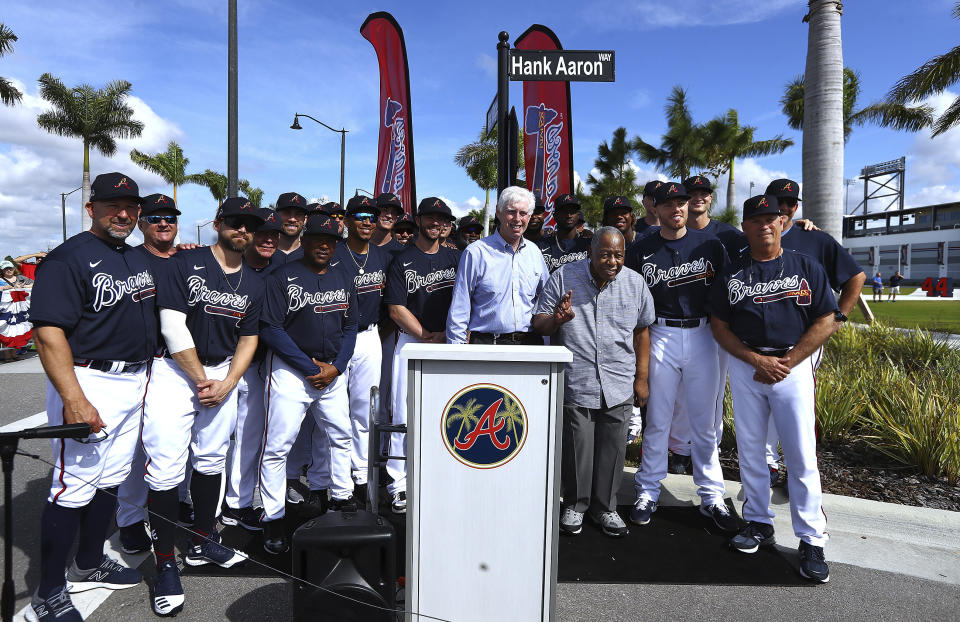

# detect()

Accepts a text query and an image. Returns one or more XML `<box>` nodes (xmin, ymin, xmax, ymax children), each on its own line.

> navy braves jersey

<box><xmin>380</xmin><ymin>238</ymin><xmax>406</xmax><ymax>260</ymax></box>
<box><xmin>626</xmin><ymin>228</ymin><xmax>727</xmax><ymax>319</ymax></box>
<box><xmin>265</xmin><ymin>246</ymin><xmax>304</xmax><ymax>275</ymax></box>
<box><xmin>384</xmin><ymin>245</ymin><xmax>460</xmax><ymax>332</ymax></box>
<box><xmin>157</xmin><ymin>247</ymin><xmax>263</xmax><ymax>360</ymax></box>
<box><xmin>700</xmin><ymin>219</ymin><xmax>746</xmax><ymax>260</ymax></box>
<box><xmin>537</xmin><ymin>234</ymin><xmax>590</xmax><ymax>273</ymax></box>
<box><xmin>31</xmin><ymin>232</ymin><xmax>158</xmax><ymax>361</ymax></box>
<box><xmin>634</xmin><ymin>219</ymin><xmax>657</xmax><ymax>237</ymax></box>
<box><xmin>334</xmin><ymin>241</ymin><xmax>391</xmax><ymax>329</ymax></box>
<box><xmin>780</xmin><ymin>225</ymin><xmax>863</xmax><ymax>291</ymax></box>
<box><xmin>261</xmin><ymin>260</ymin><xmax>358</xmax><ymax>373</ymax></box>
<box><xmin>710</xmin><ymin>249</ymin><xmax>837</xmax><ymax>349</ymax></box>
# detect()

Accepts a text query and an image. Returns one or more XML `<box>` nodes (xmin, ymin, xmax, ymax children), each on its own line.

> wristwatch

<box><xmin>834</xmin><ymin>311</ymin><xmax>848</xmax><ymax>323</ymax></box>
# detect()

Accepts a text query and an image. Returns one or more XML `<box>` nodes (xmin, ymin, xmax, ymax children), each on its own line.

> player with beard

<box><xmin>456</xmin><ymin>215</ymin><xmax>483</xmax><ymax>249</ymax></box>
<box><xmin>384</xmin><ymin>198</ymin><xmax>460</xmax><ymax>513</ymax></box>
<box><xmin>538</xmin><ymin>193</ymin><xmax>590</xmax><ymax>273</ymax></box>
<box><xmin>524</xmin><ymin>196</ymin><xmax>548</xmax><ymax>243</ymax></box>
<box><xmin>266</xmin><ymin>192</ymin><xmax>309</xmax><ymax>271</ymax></box>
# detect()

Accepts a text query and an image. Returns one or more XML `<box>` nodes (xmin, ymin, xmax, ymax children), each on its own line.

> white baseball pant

<box><xmin>634</xmin><ymin>323</ymin><xmax>725</xmax><ymax>506</ymax></box>
<box><xmin>260</xmin><ymin>353</ymin><xmax>350</xmax><ymax>521</ymax></box>
<box><xmin>117</xmin><ymin>445</ymin><xmax>193</xmax><ymax>528</ymax></box>
<box><xmin>346</xmin><ymin>325</ymin><xmax>381</xmax><ymax>485</ymax></box>
<box><xmin>765</xmin><ymin>346</ymin><xmax>823</xmax><ymax>466</ymax></box>
<box><xmin>386</xmin><ymin>331</ymin><xmax>416</xmax><ymax>495</ymax></box>
<box><xmin>378</xmin><ymin>329</ymin><xmax>396</xmax><ymax>455</ymax></box>
<box><xmin>141</xmin><ymin>356</ymin><xmax>238</xmax><ymax>492</ymax></box>
<box><xmin>286</xmin><ymin>413</ymin><xmax>331</xmax><ymax>489</ymax></box>
<box><xmin>46</xmin><ymin>365</ymin><xmax>146</xmax><ymax>508</ymax></box>
<box><xmin>668</xmin><ymin>346</ymin><xmax>729</xmax><ymax>455</ymax></box>
<box><xmin>224</xmin><ymin>361</ymin><xmax>267</xmax><ymax>510</ymax></box>
<box><xmin>728</xmin><ymin>354</ymin><xmax>827</xmax><ymax>547</ymax></box>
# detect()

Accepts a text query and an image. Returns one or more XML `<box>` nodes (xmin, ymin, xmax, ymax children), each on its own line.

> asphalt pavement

<box><xmin>1</xmin><ymin>354</ymin><xmax>958</xmax><ymax>621</ymax></box>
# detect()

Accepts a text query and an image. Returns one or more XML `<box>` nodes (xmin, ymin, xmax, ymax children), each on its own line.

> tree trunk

<box><xmin>173</xmin><ymin>183</ymin><xmax>178</xmax><ymax>204</ymax></box>
<box><xmin>482</xmin><ymin>188</ymin><xmax>490</xmax><ymax>236</ymax></box>
<box><xmin>81</xmin><ymin>140</ymin><xmax>92</xmax><ymax>232</ymax></box>
<box><xmin>726</xmin><ymin>156</ymin><xmax>736</xmax><ymax>216</ymax></box>
<box><xmin>802</xmin><ymin>0</ymin><xmax>844</xmax><ymax>241</ymax></box>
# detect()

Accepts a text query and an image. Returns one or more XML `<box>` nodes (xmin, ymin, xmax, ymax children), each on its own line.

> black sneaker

<box><xmin>27</xmin><ymin>585</ymin><xmax>82</xmax><ymax>621</ymax></box>
<box><xmin>798</xmin><ymin>541</ymin><xmax>830</xmax><ymax>583</ymax></box>
<box><xmin>286</xmin><ymin>478</ymin><xmax>307</xmax><ymax>505</ymax></box>
<box><xmin>151</xmin><ymin>560</ymin><xmax>184</xmax><ymax>617</ymax></box>
<box><xmin>183</xmin><ymin>532</ymin><xmax>246</xmax><ymax>568</ymax></box>
<box><xmin>262</xmin><ymin>518</ymin><xmax>289</xmax><ymax>555</ymax></box>
<box><xmin>391</xmin><ymin>491</ymin><xmax>407</xmax><ymax>514</ymax></box>
<box><xmin>220</xmin><ymin>504</ymin><xmax>242</xmax><ymax>527</ymax></box>
<box><xmin>119</xmin><ymin>521</ymin><xmax>152</xmax><ymax>554</ymax></box>
<box><xmin>700</xmin><ymin>502</ymin><xmax>740</xmax><ymax>533</ymax></box>
<box><xmin>178</xmin><ymin>501</ymin><xmax>195</xmax><ymax>527</ymax></box>
<box><xmin>329</xmin><ymin>495</ymin><xmax>358</xmax><ymax>512</ymax></box>
<box><xmin>301</xmin><ymin>489</ymin><xmax>329</xmax><ymax>518</ymax></box>
<box><xmin>237</xmin><ymin>506</ymin><xmax>264</xmax><ymax>532</ymax></box>
<box><xmin>730</xmin><ymin>521</ymin><xmax>776</xmax><ymax>553</ymax></box>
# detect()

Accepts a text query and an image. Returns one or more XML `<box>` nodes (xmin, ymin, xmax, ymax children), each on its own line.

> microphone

<box><xmin>0</xmin><ymin>424</ymin><xmax>92</xmax><ymax>440</ymax></box>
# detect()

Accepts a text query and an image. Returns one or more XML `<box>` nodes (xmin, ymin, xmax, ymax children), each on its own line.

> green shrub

<box><xmin>814</xmin><ymin>369</ymin><xmax>867</xmax><ymax>443</ymax></box>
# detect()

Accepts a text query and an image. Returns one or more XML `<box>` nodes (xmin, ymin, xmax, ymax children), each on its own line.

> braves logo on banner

<box><xmin>515</xmin><ymin>25</ymin><xmax>575</xmax><ymax>228</ymax></box>
<box><xmin>442</xmin><ymin>384</ymin><xmax>528</xmax><ymax>469</ymax></box>
<box><xmin>361</xmin><ymin>12</ymin><xmax>417</xmax><ymax>215</ymax></box>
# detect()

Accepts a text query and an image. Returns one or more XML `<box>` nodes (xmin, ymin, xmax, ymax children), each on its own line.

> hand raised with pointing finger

<box><xmin>553</xmin><ymin>290</ymin><xmax>575</xmax><ymax>324</ymax></box>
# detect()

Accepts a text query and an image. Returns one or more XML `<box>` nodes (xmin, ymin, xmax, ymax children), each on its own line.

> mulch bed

<box><xmin>717</xmin><ymin>439</ymin><xmax>960</xmax><ymax>512</ymax></box>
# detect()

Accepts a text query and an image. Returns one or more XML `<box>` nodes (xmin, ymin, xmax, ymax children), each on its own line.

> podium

<box><xmin>399</xmin><ymin>344</ymin><xmax>572</xmax><ymax>622</ymax></box>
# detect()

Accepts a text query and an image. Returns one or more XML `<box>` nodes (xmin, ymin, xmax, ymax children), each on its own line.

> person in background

<box><xmin>872</xmin><ymin>272</ymin><xmax>883</xmax><ymax>302</ymax></box>
<box><xmin>11</xmin><ymin>251</ymin><xmax>46</xmax><ymax>280</ymax></box>
<box><xmin>524</xmin><ymin>196</ymin><xmax>548</xmax><ymax>243</ymax></box>
<box><xmin>393</xmin><ymin>214</ymin><xmax>416</xmax><ymax>245</ymax></box>
<box><xmin>456</xmin><ymin>215</ymin><xmax>483</xmax><ymax>249</ymax></box>
<box><xmin>0</xmin><ymin>259</ymin><xmax>33</xmax><ymax>290</ymax></box>
<box><xmin>633</xmin><ymin>181</ymin><xmax>662</xmax><ymax>237</ymax></box>
<box><xmin>888</xmin><ymin>270</ymin><xmax>904</xmax><ymax>302</ymax></box>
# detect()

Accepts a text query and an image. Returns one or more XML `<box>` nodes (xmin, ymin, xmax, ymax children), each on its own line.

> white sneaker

<box><xmin>590</xmin><ymin>510</ymin><xmax>628</xmax><ymax>537</ymax></box>
<box><xmin>391</xmin><ymin>491</ymin><xmax>407</xmax><ymax>514</ymax></box>
<box><xmin>560</xmin><ymin>507</ymin><xmax>584</xmax><ymax>535</ymax></box>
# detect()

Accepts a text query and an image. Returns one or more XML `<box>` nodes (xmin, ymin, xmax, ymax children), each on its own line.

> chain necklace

<box><xmin>347</xmin><ymin>245</ymin><xmax>370</xmax><ymax>274</ymax></box>
<box><xmin>214</xmin><ymin>248</ymin><xmax>244</xmax><ymax>293</ymax></box>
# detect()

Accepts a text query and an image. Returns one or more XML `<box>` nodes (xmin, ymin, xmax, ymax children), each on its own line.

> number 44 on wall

<box><xmin>921</xmin><ymin>277</ymin><xmax>954</xmax><ymax>298</ymax></box>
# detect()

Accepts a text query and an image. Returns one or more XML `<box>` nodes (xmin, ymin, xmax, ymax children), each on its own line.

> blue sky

<box><xmin>1</xmin><ymin>0</ymin><xmax>959</xmax><ymax>255</ymax></box>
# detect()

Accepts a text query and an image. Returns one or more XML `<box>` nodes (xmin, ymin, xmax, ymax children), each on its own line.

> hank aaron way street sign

<box><xmin>509</xmin><ymin>50</ymin><xmax>615</xmax><ymax>82</ymax></box>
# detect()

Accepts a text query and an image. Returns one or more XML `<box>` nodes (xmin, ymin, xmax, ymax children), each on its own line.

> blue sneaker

<box><xmin>629</xmin><ymin>496</ymin><xmax>657</xmax><ymax>525</ymax></box>
<box><xmin>26</xmin><ymin>586</ymin><xmax>82</xmax><ymax>622</ymax></box>
<box><xmin>152</xmin><ymin>560</ymin><xmax>184</xmax><ymax>617</ymax></box>
<box><xmin>798</xmin><ymin>541</ymin><xmax>830</xmax><ymax>583</ymax></box>
<box><xmin>730</xmin><ymin>521</ymin><xmax>776</xmax><ymax>553</ymax></box>
<box><xmin>183</xmin><ymin>532</ymin><xmax>246</xmax><ymax>568</ymax></box>
<box><xmin>66</xmin><ymin>555</ymin><xmax>141</xmax><ymax>592</ymax></box>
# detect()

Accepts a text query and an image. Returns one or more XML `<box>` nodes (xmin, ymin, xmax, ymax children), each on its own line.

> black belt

<box><xmin>747</xmin><ymin>345</ymin><xmax>792</xmax><ymax>358</ymax></box>
<box><xmin>658</xmin><ymin>317</ymin><xmax>709</xmax><ymax>328</ymax></box>
<box><xmin>74</xmin><ymin>358</ymin><xmax>148</xmax><ymax>374</ymax></box>
<box><xmin>161</xmin><ymin>352</ymin><xmax>229</xmax><ymax>367</ymax></box>
<box><xmin>470</xmin><ymin>331</ymin><xmax>538</xmax><ymax>343</ymax></box>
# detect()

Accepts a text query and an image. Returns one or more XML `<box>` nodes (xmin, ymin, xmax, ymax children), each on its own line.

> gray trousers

<box><xmin>561</xmin><ymin>398</ymin><xmax>632</xmax><ymax>514</ymax></box>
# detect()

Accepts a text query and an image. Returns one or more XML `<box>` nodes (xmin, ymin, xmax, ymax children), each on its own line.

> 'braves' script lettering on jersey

<box><xmin>287</xmin><ymin>284</ymin><xmax>349</xmax><ymax>312</ymax></box>
<box><xmin>354</xmin><ymin>269</ymin><xmax>386</xmax><ymax>291</ymax></box>
<box><xmin>405</xmin><ymin>267</ymin><xmax>456</xmax><ymax>294</ymax></box>
<box><xmin>543</xmin><ymin>249</ymin><xmax>587</xmax><ymax>271</ymax></box>
<box><xmin>641</xmin><ymin>258</ymin><xmax>714</xmax><ymax>288</ymax></box>
<box><xmin>91</xmin><ymin>271</ymin><xmax>155</xmax><ymax>311</ymax></box>
<box><xmin>727</xmin><ymin>274</ymin><xmax>811</xmax><ymax>306</ymax></box>
<box><xmin>186</xmin><ymin>275</ymin><xmax>249</xmax><ymax>309</ymax></box>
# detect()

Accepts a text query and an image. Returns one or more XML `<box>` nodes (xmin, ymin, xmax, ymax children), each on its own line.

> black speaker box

<box><xmin>291</xmin><ymin>509</ymin><xmax>398</xmax><ymax>622</ymax></box>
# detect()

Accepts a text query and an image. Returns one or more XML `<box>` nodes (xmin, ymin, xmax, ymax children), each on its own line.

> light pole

<box><xmin>749</xmin><ymin>181</ymin><xmax>755</xmax><ymax>197</ymax></box>
<box><xmin>197</xmin><ymin>219</ymin><xmax>215</xmax><ymax>244</ymax></box>
<box><xmin>61</xmin><ymin>186</ymin><xmax>82</xmax><ymax>242</ymax></box>
<box><xmin>290</xmin><ymin>113</ymin><xmax>347</xmax><ymax>209</ymax></box>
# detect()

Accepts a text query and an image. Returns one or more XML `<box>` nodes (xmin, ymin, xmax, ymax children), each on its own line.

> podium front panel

<box><xmin>402</xmin><ymin>345</ymin><xmax>569</xmax><ymax>622</ymax></box>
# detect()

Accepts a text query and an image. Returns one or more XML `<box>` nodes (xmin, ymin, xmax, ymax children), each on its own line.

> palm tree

<box><xmin>781</xmin><ymin>68</ymin><xmax>934</xmax><ymax>142</ymax></box>
<box><xmin>575</xmin><ymin>180</ymin><xmax>603</xmax><ymax>228</ymax></box>
<box><xmin>633</xmin><ymin>86</ymin><xmax>709</xmax><ymax>180</ymax></box>
<box><xmin>36</xmin><ymin>73</ymin><xmax>144</xmax><ymax>230</ymax></box>
<box><xmin>186</xmin><ymin>169</ymin><xmax>228</xmax><ymax>205</ymax></box>
<box><xmin>887</xmin><ymin>2</ymin><xmax>960</xmax><ymax>136</ymax></box>
<box><xmin>454</xmin><ymin>126</ymin><xmax>523</xmax><ymax>235</ymax></box>
<box><xmin>0</xmin><ymin>23</ymin><xmax>22</xmax><ymax>106</ymax></box>
<box><xmin>447</xmin><ymin>398</ymin><xmax>482</xmax><ymax>444</ymax></box>
<box><xmin>238</xmin><ymin>180</ymin><xmax>264</xmax><ymax>208</ymax></box>
<box><xmin>587</xmin><ymin>127</ymin><xmax>645</xmax><ymax>209</ymax></box>
<box><xmin>496</xmin><ymin>396</ymin><xmax>524</xmax><ymax>448</ymax></box>
<box><xmin>130</xmin><ymin>141</ymin><xmax>189</xmax><ymax>203</ymax></box>
<box><xmin>702</xmin><ymin>109</ymin><xmax>794</xmax><ymax>211</ymax></box>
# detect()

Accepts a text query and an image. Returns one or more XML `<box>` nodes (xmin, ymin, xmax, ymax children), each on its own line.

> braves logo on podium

<box><xmin>442</xmin><ymin>384</ymin><xmax>528</xmax><ymax>469</ymax></box>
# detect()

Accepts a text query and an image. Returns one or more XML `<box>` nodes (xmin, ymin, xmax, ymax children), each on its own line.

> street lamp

<box><xmin>61</xmin><ymin>186</ymin><xmax>82</xmax><ymax>242</ymax></box>
<box><xmin>197</xmin><ymin>219</ymin><xmax>215</xmax><ymax>244</ymax></box>
<box><xmin>290</xmin><ymin>113</ymin><xmax>348</xmax><ymax>209</ymax></box>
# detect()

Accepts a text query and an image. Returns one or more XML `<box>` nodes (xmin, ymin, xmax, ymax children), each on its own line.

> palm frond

<box><xmin>780</xmin><ymin>75</ymin><xmax>805</xmax><ymax>130</ymax></box>
<box><xmin>0</xmin><ymin>76</ymin><xmax>22</xmax><ymax>105</ymax></box>
<box><xmin>0</xmin><ymin>24</ymin><xmax>17</xmax><ymax>57</ymax></box>
<box><xmin>850</xmin><ymin>102</ymin><xmax>934</xmax><ymax>133</ymax></box>
<box><xmin>932</xmin><ymin>95</ymin><xmax>960</xmax><ymax>136</ymax></box>
<box><xmin>887</xmin><ymin>45</ymin><xmax>960</xmax><ymax>103</ymax></box>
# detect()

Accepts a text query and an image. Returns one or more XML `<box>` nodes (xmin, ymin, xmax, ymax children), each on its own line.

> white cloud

<box><xmin>906</xmin><ymin>91</ymin><xmax>960</xmax><ymax>186</ymax></box>
<box><xmin>581</xmin><ymin>0</ymin><xmax>804</xmax><ymax>30</ymax></box>
<box><xmin>476</xmin><ymin>54</ymin><xmax>497</xmax><ymax>79</ymax></box>
<box><xmin>905</xmin><ymin>184</ymin><xmax>960</xmax><ymax>208</ymax></box>
<box><xmin>630</xmin><ymin>89</ymin><xmax>651</xmax><ymax>109</ymax></box>
<box><xmin>0</xmin><ymin>81</ymin><xmax>183</xmax><ymax>256</ymax></box>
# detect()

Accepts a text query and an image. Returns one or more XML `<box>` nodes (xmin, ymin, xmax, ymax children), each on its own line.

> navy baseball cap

<box><xmin>216</xmin><ymin>197</ymin><xmax>262</xmax><ymax>221</ymax></box>
<box><xmin>643</xmin><ymin>180</ymin><xmax>663</xmax><ymax>198</ymax></box>
<box><xmin>303</xmin><ymin>213</ymin><xmax>342</xmax><ymax>237</ymax></box>
<box><xmin>347</xmin><ymin>195</ymin><xmax>379</xmax><ymax>216</ymax></box>
<box><xmin>90</xmin><ymin>172</ymin><xmax>141</xmax><ymax>203</ymax></box>
<box><xmin>603</xmin><ymin>195</ymin><xmax>634</xmax><ymax>212</ymax></box>
<box><xmin>394</xmin><ymin>214</ymin><xmax>415</xmax><ymax>230</ymax></box>
<box><xmin>141</xmin><ymin>193</ymin><xmax>180</xmax><ymax>215</ymax></box>
<box><xmin>766</xmin><ymin>178</ymin><xmax>802</xmax><ymax>202</ymax></box>
<box><xmin>555</xmin><ymin>193</ymin><xmax>580</xmax><ymax>209</ymax></box>
<box><xmin>534</xmin><ymin>195</ymin><xmax>546</xmax><ymax>214</ymax></box>
<box><xmin>458</xmin><ymin>215</ymin><xmax>481</xmax><ymax>230</ymax></box>
<box><xmin>256</xmin><ymin>208</ymin><xmax>283</xmax><ymax>232</ymax></box>
<box><xmin>319</xmin><ymin>202</ymin><xmax>345</xmax><ymax>218</ymax></box>
<box><xmin>417</xmin><ymin>197</ymin><xmax>454</xmax><ymax>220</ymax></box>
<box><xmin>683</xmin><ymin>175</ymin><xmax>713</xmax><ymax>193</ymax></box>
<box><xmin>742</xmin><ymin>194</ymin><xmax>783</xmax><ymax>219</ymax></box>
<box><xmin>276</xmin><ymin>192</ymin><xmax>308</xmax><ymax>211</ymax></box>
<box><xmin>376</xmin><ymin>192</ymin><xmax>403</xmax><ymax>211</ymax></box>
<box><xmin>654</xmin><ymin>181</ymin><xmax>690</xmax><ymax>206</ymax></box>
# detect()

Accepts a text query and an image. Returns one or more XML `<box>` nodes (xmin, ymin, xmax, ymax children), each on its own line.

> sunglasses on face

<box><xmin>222</xmin><ymin>216</ymin><xmax>259</xmax><ymax>231</ymax></box>
<box><xmin>329</xmin><ymin>214</ymin><xmax>345</xmax><ymax>220</ymax></box>
<box><xmin>780</xmin><ymin>199</ymin><xmax>798</xmax><ymax>208</ymax></box>
<box><xmin>142</xmin><ymin>215</ymin><xmax>178</xmax><ymax>225</ymax></box>
<box><xmin>351</xmin><ymin>212</ymin><xmax>377</xmax><ymax>221</ymax></box>
<box><xmin>464</xmin><ymin>227</ymin><xmax>482</xmax><ymax>234</ymax></box>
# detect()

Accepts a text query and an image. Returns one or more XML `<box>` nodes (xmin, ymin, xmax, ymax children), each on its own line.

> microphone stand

<box><xmin>0</xmin><ymin>423</ymin><xmax>91</xmax><ymax>622</ymax></box>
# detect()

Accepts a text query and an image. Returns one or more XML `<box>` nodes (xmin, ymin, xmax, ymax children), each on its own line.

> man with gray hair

<box><xmin>446</xmin><ymin>186</ymin><xmax>549</xmax><ymax>344</ymax></box>
<box><xmin>533</xmin><ymin>227</ymin><xmax>655</xmax><ymax>537</ymax></box>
